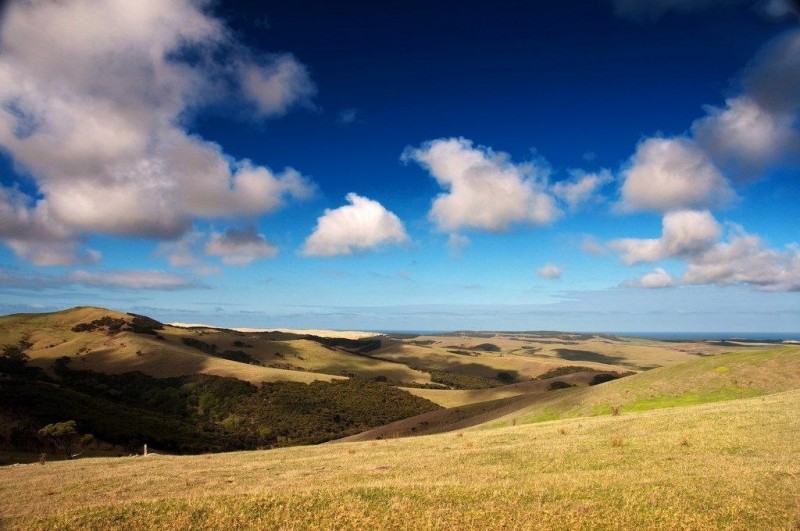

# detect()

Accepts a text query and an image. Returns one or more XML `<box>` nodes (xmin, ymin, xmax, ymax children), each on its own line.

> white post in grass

<box><xmin>144</xmin><ymin>444</ymin><xmax>148</xmax><ymax>456</ymax></box>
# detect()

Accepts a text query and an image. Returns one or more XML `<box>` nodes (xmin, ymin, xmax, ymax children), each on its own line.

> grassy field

<box><xmin>3</xmin><ymin>308</ymin><xmax>799</xmax><ymax>528</ymax></box>
<box><xmin>483</xmin><ymin>346</ymin><xmax>800</xmax><ymax>427</ymax></box>
<box><xmin>2</xmin><ymin>388</ymin><xmax>798</xmax><ymax>529</ymax></box>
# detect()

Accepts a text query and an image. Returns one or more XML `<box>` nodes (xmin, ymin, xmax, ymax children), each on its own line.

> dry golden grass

<box><xmin>374</xmin><ymin>333</ymin><xmax>743</xmax><ymax>385</ymax></box>
<box><xmin>247</xmin><ymin>339</ymin><xmax>433</xmax><ymax>385</ymax></box>
<box><xmin>403</xmin><ymin>370</ymin><xmax>598</xmax><ymax>407</ymax></box>
<box><xmin>2</xmin><ymin>388</ymin><xmax>799</xmax><ymax>530</ymax></box>
<box><xmin>2</xmin><ymin>307</ymin><xmax>775</xmax><ymax>408</ymax></box>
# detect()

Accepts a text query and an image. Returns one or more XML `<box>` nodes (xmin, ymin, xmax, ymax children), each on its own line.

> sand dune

<box><xmin>170</xmin><ymin>322</ymin><xmax>380</xmax><ymax>340</ymax></box>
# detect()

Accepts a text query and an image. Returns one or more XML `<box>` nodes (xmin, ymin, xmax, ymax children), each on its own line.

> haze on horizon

<box><xmin>0</xmin><ymin>0</ymin><xmax>798</xmax><ymax>333</ymax></box>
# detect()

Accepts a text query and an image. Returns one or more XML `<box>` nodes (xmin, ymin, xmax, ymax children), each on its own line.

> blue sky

<box><xmin>1</xmin><ymin>0</ymin><xmax>799</xmax><ymax>333</ymax></box>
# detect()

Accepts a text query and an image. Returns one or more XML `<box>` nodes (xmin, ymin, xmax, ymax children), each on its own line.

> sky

<box><xmin>0</xmin><ymin>0</ymin><xmax>799</xmax><ymax>333</ymax></box>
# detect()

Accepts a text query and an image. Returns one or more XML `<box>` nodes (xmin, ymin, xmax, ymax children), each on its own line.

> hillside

<box><xmin>2</xmin><ymin>307</ymin><xmax>800</xmax><ymax>528</ymax></box>
<box><xmin>1</xmin><ymin>306</ymin><xmax>791</xmax><ymax>459</ymax></box>
<box><xmin>0</xmin><ymin>307</ymin><xmax>370</xmax><ymax>385</ymax></box>
<box><xmin>481</xmin><ymin>346</ymin><xmax>800</xmax><ymax>427</ymax></box>
<box><xmin>338</xmin><ymin>345</ymin><xmax>800</xmax><ymax>441</ymax></box>
<box><xmin>2</xmin><ymin>388</ymin><xmax>798</xmax><ymax>529</ymax></box>
<box><xmin>0</xmin><ymin>308</ymin><xmax>441</xmax><ymax>456</ymax></box>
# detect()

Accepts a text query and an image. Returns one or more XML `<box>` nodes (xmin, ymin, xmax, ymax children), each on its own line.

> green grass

<box><xmin>623</xmin><ymin>387</ymin><xmax>763</xmax><ymax>412</ymax></box>
<box><xmin>2</xmin><ymin>389</ymin><xmax>799</xmax><ymax>529</ymax></box>
<box><xmin>482</xmin><ymin>346</ymin><xmax>800</xmax><ymax>427</ymax></box>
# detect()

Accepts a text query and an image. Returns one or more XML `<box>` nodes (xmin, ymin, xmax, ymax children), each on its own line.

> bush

<box><xmin>182</xmin><ymin>337</ymin><xmax>217</xmax><ymax>355</ymax></box>
<box><xmin>497</xmin><ymin>371</ymin><xmax>517</xmax><ymax>384</ymax></box>
<box><xmin>590</xmin><ymin>373</ymin><xmax>620</xmax><ymax>386</ymax></box>
<box><xmin>547</xmin><ymin>380</ymin><xmax>574</xmax><ymax>391</ymax></box>
<box><xmin>219</xmin><ymin>350</ymin><xmax>260</xmax><ymax>365</ymax></box>
<box><xmin>37</xmin><ymin>420</ymin><xmax>86</xmax><ymax>459</ymax></box>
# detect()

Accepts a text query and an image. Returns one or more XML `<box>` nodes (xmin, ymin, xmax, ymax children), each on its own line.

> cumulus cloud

<box><xmin>0</xmin><ymin>0</ymin><xmax>315</xmax><ymax>264</ymax></box>
<box><xmin>617</xmin><ymin>29</ymin><xmax>800</xmax><ymax>212</ymax></box>
<box><xmin>693</xmin><ymin>29</ymin><xmax>800</xmax><ymax>182</ymax></box>
<box><xmin>611</xmin><ymin>210</ymin><xmax>721</xmax><ymax>265</ymax></box>
<box><xmin>618</xmin><ymin>137</ymin><xmax>735</xmax><ymax>213</ymax></box>
<box><xmin>205</xmin><ymin>227</ymin><xmax>279</xmax><ymax>266</ymax></box>
<box><xmin>682</xmin><ymin>230</ymin><xmax>800</xmax><ymax>291</ymax></box>
<box><xmin>402</xmin><ymin>138</ymin><xmax>561</xmax><ymax>232</ymax></box>
<box><xmin>536</xmin><ymin>263</ymin><xmax>563</xmax><ymax>280</ymax></box>
<box><xmin>622</xmin><ymin>268</ymin><xmax>676</xmax><ymax>289</ymax></box>
<box><xmin>693</xmin><ymin>96</ymin><xmax>799</xmax><ymax>182</ymax></box>
<box><xmin>745</xmin><ymin>29</ymin><xmax>800</xmax><ymax>114</ymax></box>
<box><xmin>614</xmin><ymin>215</ymin><xmax>800</xmax><ymax>292</ymax></box>
<box><xmin>552</xmin><ymin>169</ymin><xmax>613</xmax><ymax>211</ymax></box>
<box><xmin>302</xmin><ymin>193</ymin><xmax>409</xmax><ymax>257</ymax></box>
<box><xmin>68</xmin><ymin>270</ymin><xmax>197</xmax><ymax>290</ymax></box>
<box><xmin>238</xmin><ymin>54</ymin><xmax>316</xmax><ymax>118</ymax></box>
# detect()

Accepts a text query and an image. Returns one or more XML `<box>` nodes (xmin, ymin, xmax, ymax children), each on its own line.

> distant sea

<box><xmin>375</xmin><ymin>330</ymin><xmax>800</xmax><ymax>342</ymax></box>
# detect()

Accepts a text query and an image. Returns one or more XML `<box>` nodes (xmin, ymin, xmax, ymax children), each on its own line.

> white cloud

<box><xmin>616</xmin><ymin>29</ymin><xmax>800</xmax><ymax>215</ymax></box>
<box><xmin>68</xmin><ymin>270</ymin><xmax>196</xmax><ymax>290</ymax></box>
<box><xmin>205</xmin><ymin>227</ymin><xmax>279</xmax><ymax>266</ymax></box>
<box><xmin>614</xmin><ymin>214</ymin><xmax>800</xmax><ymax>292</ymax></box>
<box><xmin>536</xmin><ymin>263</ymin><xmax>563</xmax><ymax>280</ymax></box>
<box><xmin>611</xmin><ymin>210</ymin><xmax>721</xmax><ymax>265</ymax></box>
<box><xmin>402</xmin><ymin>137</ymin><xmax>561</xmax><ymax>232</ymax></box>
<box><xmin>552</xmin><ymin>169</ymin><xmax>612</xmax><ymax>211</ymax></box>
<box><xmin>622</xmin><ymin>268</ymin><xmax>676</xmax><ymax>289</ymax></box>
<box><xmin>696</xmin><ymin>28</ymin><xmax>800</xmax><ymax>182</ymax></box>
<box><xmin>745</xmin><ymin>29</ymin><xmax>800</xmax><ymax>115</ymax></box>
<box><xmin>693</xmin><ymin>96</ymin><xmax>799</xmax><ymax>182</ymax></box>
<box><xmin>682</xmin><ymin>230</ymin><xmax>800</xmax><ymax>291</ymax></box>
<box><xmin>302</xmin><ymin>193</ymin><xmax>409</xmax><ymax>257</ymax></box>
<box><xmin>0</xmin><ymin>0</ymin><xmax>315</xmax><ymax>264</ymax></box>
<box><xmin>5</xmin><ymin>240</ymin><xmax>101</xmax><ymax>267</ymax></box>
<box><xmin>238</xmin><ymin>54</ymin><xmax>316</xmax><ymax>118</ymax></box>
<box><xmin>618</xmin><ymin>137</ymin><xmax>735</xmax><ymax>213</ymax></box>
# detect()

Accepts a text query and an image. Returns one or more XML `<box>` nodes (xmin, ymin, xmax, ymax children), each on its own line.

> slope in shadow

<box><xmin>554</xmin><ymin>348</ymin><xmax>626</xmax><ymax>365</ymax></box>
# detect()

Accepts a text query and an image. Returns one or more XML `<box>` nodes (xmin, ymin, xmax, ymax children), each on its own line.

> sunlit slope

<box><xmin>340</xmin><ymin>371</ymin><xmax>604</xmax><ymax>440</ymax></box>
<box><xmin>374</xmin><ymin>332</ymin><xmax>739</xmax><ymax>382</ymax></box>
<box><xmin>375</xmin><ymin>347</ymin><xmax>800</xmax><ymax>436</ymax></box>
<box><xmin>0</xmin><ymin>308</ymin><xmax>339</xmax><ymax>384</ymax></box>
<box><xmin>481</xmin><ymin>346</ymin><xmax>800</xmax><ymax>427</ymax></box>
<box><xmin>3</xmin><ymin>388</ymin><xmax>799</xmax><ymax>529</ymax></box>
<box><xmin>0</xmin><ymin>307</ymin><xmax>440</xmax><ymax>386</ymax></box>
<box><xmin>403</xmin><ymin>369</ymin><xmax>604</xmax><ymax>407</ymax></box>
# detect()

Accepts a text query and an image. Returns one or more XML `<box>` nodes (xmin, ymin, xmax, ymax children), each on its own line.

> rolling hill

<box><xmin>2</xmin><ymin>307</ymin><xmax>799</xmax><ymax>528</ymax></box>
<box><xmin>1</xmin><ymin>306</ymin><xmax>794</xmax><ymax>457</ymax></box>
<box><xmin>2</xmin><ymin>388</ymin><xmax>798</xmax><ymax>529</ymax></box>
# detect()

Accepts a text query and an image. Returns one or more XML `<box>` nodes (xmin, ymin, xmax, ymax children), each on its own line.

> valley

<box><xmin>1</xmin><ymin>307</ymin><xmax>798</xmax><ymax>529</ymax></box>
